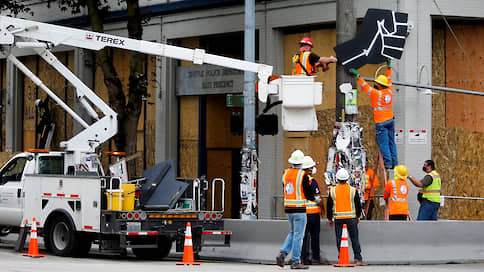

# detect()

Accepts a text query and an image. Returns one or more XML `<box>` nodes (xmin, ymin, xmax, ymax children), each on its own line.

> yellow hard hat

<box><xmin>394</xmin><ymin>165</ymin><xmax>408</xmax><ymax>179</ymax></box>
<box><xmin>375</xmin><ymin>75</ymin><xmax>389</xmax><ymax>87</ymax></box>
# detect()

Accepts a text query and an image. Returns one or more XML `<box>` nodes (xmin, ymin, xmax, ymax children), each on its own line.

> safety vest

<box><xmin>357</xmin><ymin>68</ymin><xmax>394</xmax><ymax>124</ymax></box>
<box><xmin>419</xmin><ymin>170</ymin><xmax>441</xmax><ymax>203</ymax></box>
<box><xmin>292</xmin><ymin>51</ymin><xmax>316</xmax><ymax>76</ymax></box>
<box><xmin>306</xmin><ymin>177</ymin><xmax>321</xmax><ymax>214</ymax></box>
<box><xmin>387</xmin><ymin>179</ymin><xmax>409</xmax><ymax>215</ymax></box>
<box><xmin>282</xmin><ymin>168</ymin><xmax>307</xmax><ymax>208</ymax></box>
<box><xmin>364</xmin><ymin>168</ymin><xmax>380</xmax><ymax>201</ymax></box>
<box><xmin>329</xmin><ymin>184</ymin><xmax>356</xmax><ymax>219</ymax></box>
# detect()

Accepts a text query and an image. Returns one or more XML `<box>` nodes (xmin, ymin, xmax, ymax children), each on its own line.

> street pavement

<box><xmin>1</xmin><ymin>236</ymin><xmax>483</xmax><ymax>272</ymax></box>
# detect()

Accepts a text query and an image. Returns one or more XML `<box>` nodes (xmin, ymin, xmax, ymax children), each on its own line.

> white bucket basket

<box><xmin>279</xmin><ymin>76</ymin><xmax>322</xmax><ymax>131</ymax></box>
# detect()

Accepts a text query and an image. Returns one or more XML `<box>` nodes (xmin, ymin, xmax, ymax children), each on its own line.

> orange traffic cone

<box><xmin>22</xmin><ymin>218</ymin><xmax>45</xmax><ymax>258</ymax></box>
<box><xmin>175</xmin><ymin>222</ymin><xmax>201</xmax><ymax>265</ymax></box>
<box><xmin>333</xmin><ymin>224</ymin><xmax>355</xmax><ymax>267</ymax></box>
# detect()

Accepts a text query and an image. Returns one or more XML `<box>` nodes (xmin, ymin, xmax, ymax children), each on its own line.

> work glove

<box><xmin>387</xmin><ymin>58</ymin><xmax>391</xmax><ymax>67</ymax></box>
<box><xmin>349</xmin><ymin>68</ymin><xmax>360</xmax><ymax>77</ymax></box>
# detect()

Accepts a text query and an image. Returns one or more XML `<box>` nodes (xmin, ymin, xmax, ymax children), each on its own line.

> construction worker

<box><xmin>327</xmin><ymin>168</ymin><xmax>364</xmax><ymax>266</ymax></box>
<box><xmin>292</xmin><ymin>37</ymin><xmax>337</xmax><ymax>76</ymax></box>
<box><xmin>384</xmin><ymin>165</ymin><xmax>409</xmax><ymax>220</ymax></box>
<box><xmin>301</xmin><ymin>156</ymin><xmax>325</xmax><ymax>265</ymax></box>
<box><xmin>407</xmin><ymin>160</ymin><xmax>441</xmax><ymax>220</ymax></box>
<box><xmin>364</xmin><ymin>160</ymin><xmax>380</xmax><ymax>220</ymax></box>
<box><xmin>276</xmin><ymin>150</ymin><xmax>318</xmax><ymax>269</ymax></box>
<box><xmin>350</xmin><ymin>59</ymin><xmax>398</xmax><ymax>169</ymax></box>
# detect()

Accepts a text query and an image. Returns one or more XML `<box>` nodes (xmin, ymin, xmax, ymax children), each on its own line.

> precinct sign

<box><xmin>176</xmin><ymin>64</ymin><xmax>245</xmax><ymax>95</ymax></box>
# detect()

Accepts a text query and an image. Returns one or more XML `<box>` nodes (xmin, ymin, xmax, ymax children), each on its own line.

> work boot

<box><xmin>276</xmin><ymin>252</ymin><xmax>285</xmax><ymax>267</ymax></box>
<box><xmin>290</xmin><ymin>262</ymin><xmax>309</xmax><ymax>269</ymax></box>
<box><xmin>354</xmin><ymin>259</ymin><xmax>367</xmax><ymax>266</ymax></box>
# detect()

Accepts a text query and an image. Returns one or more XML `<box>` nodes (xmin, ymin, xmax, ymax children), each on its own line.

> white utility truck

<box><xmin>0</xmin><ymin>15</ymin><xmax>277</xmax><ymax>258</ymax></box>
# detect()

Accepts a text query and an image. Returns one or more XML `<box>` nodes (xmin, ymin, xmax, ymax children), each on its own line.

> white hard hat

<box><xmin>336</xmin><ymin>168</ymin><xmax>350</xmax><ymax>181</ymax></box>
<box><xmin>301</xmin><ymin>156</ymin><xmax>316</xmax><ymax>169</ymax></box>
<box><xmin>288</xmin><ymin>150</ymin><xmax>305</xmax><ymax>164</ymax></box>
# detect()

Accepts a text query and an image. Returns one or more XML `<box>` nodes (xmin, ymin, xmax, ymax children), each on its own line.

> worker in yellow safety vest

<box><xmin>276</xmin><ymin>150</ymin><xmax>318</xmax><ymax>269</ymax></box>
<box><xmin>407</xmin><ymin>160</ymin><xmax>441</xmax><ymax>220</ymax></box>
<box><xmin>292</xmin><ymin>37</ymin><xmax>337</xmax><ymax>76</ymax></box>
<box><xmin>384</xmin><ymin>165</ymin><xmax>409</xmax><ymax>221</ymax></box>
<box><xmin>350</xmin><ymin>59</ymin><xmax>398</xmax><ymax>169</ymax></box>
<box><xmin>327</xmin><ymin>168</ymin><xmax>364</xmax><ymax>266</ymax></box>
<box><xmin>301</xmin><ymin>156</ymin><xmax>325</xmax><ymax>265</ymax></box>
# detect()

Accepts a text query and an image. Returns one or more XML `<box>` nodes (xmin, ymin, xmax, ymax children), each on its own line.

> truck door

<box><xmin>0</xmin><ymin>156</ymin><xmax>27</xmax><ymax>226</ymax></box>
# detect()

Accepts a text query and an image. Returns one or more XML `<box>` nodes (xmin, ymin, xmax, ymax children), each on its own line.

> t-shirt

<box><xmin>307</xmin><ymin>52</ymin><xmax>320</xmax><ymax>66</ymax></box>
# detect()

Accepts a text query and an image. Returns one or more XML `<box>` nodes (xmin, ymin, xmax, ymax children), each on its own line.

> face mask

<box><xmin>311</xmin><ymin>167</ymin><xmax>317</xmax><ymax>175</ymax></box>
<box><xmin>422</xmin><ymin>166</ymin><xmax>427</xmax><ymax>172</ymax></box>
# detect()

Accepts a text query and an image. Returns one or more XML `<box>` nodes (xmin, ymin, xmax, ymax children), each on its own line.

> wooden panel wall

<box><xmin>178</xmin><ymin>38</ymin><xmax>201</xmax><ymax>178</ymax></box>
<box><xmin>205</xmin><ymin>95</ymin><xmax>242</xmax><ymax>149</ymax></box>
<box><xmin>445</xmin><ymin>24</ymin><xmax>484</xmax><ymax>132</ymax></box>
<box><xmin>431</xmin><ymin>24</ymin><xmax>484</xmax><ymax>220</ymax></box>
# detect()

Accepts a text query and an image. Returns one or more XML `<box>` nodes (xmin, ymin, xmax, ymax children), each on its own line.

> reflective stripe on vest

<box><xmin>420</xmin><ymin>170</ymin><xmax>441</xmax><ymax>203</ymax></box>
<box><xmin>390</xmin><ymin>180</ymin><xmax>408</xmax><ymax>202</ymax></box>
<box><xmin>282</xmin><ymin>168</ymin><xmax>307</xmax><ymax>208</ymax></box>
<box><xmin>306</xmin><ymin>177</ymin><xmax>321</xmax><ymax>214</ymax></box>
<box><xmin>330</xmin><ymin>184</ymin><xmax>356</xmax><ymax>219</ymax></box>
<box><xmin>292</xmin><ymin>51</ymin><xmax>316</xmax><ymax>76</ymax></box>
<box><xmin>357</xmin><ymin>69</ymin><xmax>394</xmax><ymax>124</ymax></box>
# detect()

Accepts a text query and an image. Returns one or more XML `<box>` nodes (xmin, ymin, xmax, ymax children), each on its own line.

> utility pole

<box><xmin>240</xmin><ymin>0</ymin><xmax>257</xmax><ymax>219</ymax></box>
<box><xmin>336</xmin><ymin>0</ymin><xmax>356</xmax><ymax>121</ymax></box>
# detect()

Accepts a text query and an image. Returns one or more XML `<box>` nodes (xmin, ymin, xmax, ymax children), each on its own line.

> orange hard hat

<box><xmin>299</xmin><ymin>37</ymin><xmax>313</xmax><ymax>47</ymax></box>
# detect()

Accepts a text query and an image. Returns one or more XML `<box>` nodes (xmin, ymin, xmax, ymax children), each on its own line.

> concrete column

<box><xmin>5</xmin><ymin>60</ymin><xmax>23</xmax><ymax>152</ymax></box>
<box><xmin>396</xmin><ymin>0</ymin><xmax>433</xmax><ymax>218</ymax></box>
<box><xmin>155</xmin><ymin>31</ymin><xmax>179</xmax><ymax>168</ymax></box>
<box><xmin>257</xmin><ymin>25</ymin><xmax>285</xmax><ymax>219</ymax></box>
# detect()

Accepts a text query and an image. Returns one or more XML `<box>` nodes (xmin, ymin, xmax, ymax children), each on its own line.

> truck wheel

<box><xmin>132</xmin><ymin>236</ymin><xmax>172</xmax><ymax>260</ymax></box>
<box><xmin>46</xmin><ymin>216</ymin><xmax>78</xmax><ymax>256</ymax></box>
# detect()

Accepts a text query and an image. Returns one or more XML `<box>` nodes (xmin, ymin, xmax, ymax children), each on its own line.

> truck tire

<box><xmin>132</xmin><ymin>236</ymin><xmax>172</xmax><ymax>260</ymax></box>
<box><xmin>45</xmin><ymin>216</ymin><xmax>79</xmax><ymax>256</ymax></box>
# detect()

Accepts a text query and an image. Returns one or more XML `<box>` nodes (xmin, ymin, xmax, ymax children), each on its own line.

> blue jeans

<box><xmin>417</xmin><ymin>201</ymin><xmax>440</xmax><ymax>220</ymax></box>
<box><xmin>281</xmin><ymin>212</ymin><xmax>307</xmax><ymax>262</ymax></box>
<box><xmin>302</xmin><ymin>213</ymin><xmax>320</xmax><ymax>261</ymax></box>
<box><xmin>334</xmin><ymin>218</ymin><xmax>362</xmax><ymax>261</ymax></box>
<box><xmin>375</xmin><ymin>118</ymin><xmax>398</xmax><ymax>168</ymax></box>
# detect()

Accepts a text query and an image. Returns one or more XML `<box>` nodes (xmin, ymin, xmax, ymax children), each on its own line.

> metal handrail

<box><xmin>211</xmin><ymin>178</ymin><xmax>225</xmax><ymax>212</ymax></box>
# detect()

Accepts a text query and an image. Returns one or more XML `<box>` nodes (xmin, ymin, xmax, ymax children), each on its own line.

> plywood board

<box><xmin>207</xmin><ymin>149</ymin><xmax>233</xmax><ymax>218</ymax></box>
<box><xmin>205</xmin><ymin>94</ymin><xmax>242</xmax><ymax>149</ymax></box>
<box><xmin>432</xmin><ymin>28</ymin><xmax>446</xmax><ymax>129</ymax></box>
<box><xmin>445</xmin><ymin>24</ymin><xmax>484</xmax><ymax>132</ymax></box>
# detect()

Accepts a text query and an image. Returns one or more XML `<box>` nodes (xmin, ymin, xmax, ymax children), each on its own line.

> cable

<box><xmin>433</xmin><ymin>0</ymin><xmax>484</xmax><ymax>90</ymax></box>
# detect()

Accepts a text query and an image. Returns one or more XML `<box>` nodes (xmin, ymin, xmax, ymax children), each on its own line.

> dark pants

<box><xmin>301</xmin><ymin>213</ymin><xmax>320</xmax><ymax>262</ymax></box>
<box><xmin>389</xmin><ymin>214</ymin><xmax>407</xmax><ymax>221</ymax></box>
<box><xmin>365</xmin><ymin>199</ymin><xmax>375</xmax><ymax>220</ymax></box>
<box><xmin>417</xmin><ymin>201</ymin><xmax>440</xmax><ymax>220</ymax></box>
<box><xmin>334</xmin><ymin>218</ymin><xmax>362</xmax><ymax>261</ymax></box>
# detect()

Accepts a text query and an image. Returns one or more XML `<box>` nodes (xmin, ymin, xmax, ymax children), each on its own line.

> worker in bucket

<box><xmin>276</xmin><ymin>150</ymin><xmax>319</xmax><ymax>269</ymax></box>
<box><xmin>327</xmin><ymin>168</ymin><xmax>364</xmax><ymax>266</ymax></box>
<box><xmin>384</xmin><ymin>165</ymin><xmax>409</xmax><ymax>220</ymax></box>
<box><xmin>292</xmin><ymin>37</ymin><xmax>338</xmax><ymax>76</ymax></box>
<box><xmin>301</xmin><ymin>156</ymin><xmax>325</xmax><ymax>265</ymax></box>
<box><xmin>350</xmin><ymin>59</ymin><xmax>398</xmax><ymax>169</ymax></box>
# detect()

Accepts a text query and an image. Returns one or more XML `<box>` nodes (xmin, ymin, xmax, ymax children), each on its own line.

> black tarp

<box><xmin>334</xmin><ymin>8</ymin><xmax>409</xmax><ymax>72</ymax></box>
<box><xmin>139</xmin><ymin>160</ymin><xmax>190</xmax><ymax>210</ymax></box>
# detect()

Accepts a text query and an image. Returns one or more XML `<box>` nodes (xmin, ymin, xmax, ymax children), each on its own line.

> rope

<box><xmin>433</xmin><ymin>0</ymin><xmax>484</xmax><ymax>90</ymax></box>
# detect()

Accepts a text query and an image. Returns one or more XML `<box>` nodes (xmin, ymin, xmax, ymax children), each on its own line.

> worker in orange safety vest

<box><xmin>301</xmin><ymin>156</ymin><xmax>325</xmax><ymax>265</ymax></box>
<box><xmin>292</xmin><ymin>37</ymin><xmax>337</xmax><ymax>76</ymax></box>
<box><xmin>276</xmin><ymin>150</ymin><xmax>318</xmax><ymax>269</ymax></box>
<box><xmin>327</xmin><ymin>168</ymin><xmax>364</xmax><ymax>266</ymax></box>
<box><xmin>384</xmin><ymin>165</ymin><xmax>409</xmax><ymax>221</ymax></box>
<box><xmin>350</xmin><ymin>59</ymin><xmax>398</xmax><ymax>169</ymax></box>
<box><xmin>364</xmin><ymin>162</ymin><xmax>380</xmax><ymax>220</ymax></box>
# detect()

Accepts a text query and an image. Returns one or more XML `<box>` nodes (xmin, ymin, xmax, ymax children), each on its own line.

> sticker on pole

<box><xmin>395</xmin><ymin>129</ymin><xmax>404</xmax><ymax>144</ymax></box>
<box><xmin>408</xmin><ymin>129</ymin><xmax>427</xmax><ymax>144</ymax></box>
